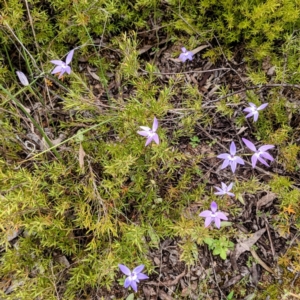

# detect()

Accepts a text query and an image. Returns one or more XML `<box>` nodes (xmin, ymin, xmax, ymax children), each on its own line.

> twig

<box><xmin>139</xmin><ymin>67</ymin><xmax>231</xmax><ymax>75</ymax></box>
<box><xmin>263</xmin><ymin>216</ymin><xmax>276</xmax><ymax>259</ymax></box>
<box><xmin>209</xmin><ymin>252</ymin><xmax>226</xmax><ymax>299</ymax></box>
<box><xmin>250</xmin><ymin>248</ymin><xmax>275</xmax><ymax>275</ymax></box>
<box><xmin>203</xmin><ymin>83</ymin><xmax>300</xmax><ymax>106</ymax></box>
<box><xmin>145</xmin><ymin>270</ymin><xmax>186</xmax><ymax>287</ymax></box>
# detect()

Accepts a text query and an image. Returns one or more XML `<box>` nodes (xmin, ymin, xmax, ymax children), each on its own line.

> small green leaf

<box><xmin>126</xmin><ymin>293</ymin><xmax>135</xmax><ymax>300</ymax></box>
<box><xmin>220</xmin><ymin>221</ymin><xmax>232</xmax><ymax>227</ymax></box>
<box><xmin>227</xmin><ymin>291</ymin><xmax>234</xmax><ymax>300</ymax></box>
<box><xmin>237</xmin><ymin>193</ymin><xmax>245</xmax><ymax>205</ymax></box>
<box><xmin>204</xmin><ymin>237</ymin><xmax>214</xmax><ymax>246</ymax></box>
<box><xmin>220</xmin><ymin>249</ymin><xmax>226</xmax><ymax>260</ymax></box>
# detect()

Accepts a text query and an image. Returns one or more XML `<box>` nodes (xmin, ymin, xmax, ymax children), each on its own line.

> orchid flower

<box><xmin>214</xmin><ymin>182</ymin><xmax>235</xmax><ymax>197</ymax></box>
<box><xmin>199</xmin><ymin>201</ymin><xmax>228</xmax><ymax>229</ymax></box>
<box><xmin>118</xmin><ymin>264</ymin><xmax>149</xmax><ymax>292</ymax></box>
<box><xmin>178</xmin><ymin>47</ymin><xmax>193</xmax><ymax>62</ymax></box>
<box><xmin>217</xmin><ymin>141</ymin><xmax>244</xmax><ymax>173</ymax></box>
<box><xmin>243</xmin><ymin>102</ymin><xmax>268</xmax><ymax>122</ymax></box>
<box><xmin>242</xmin><ymin>138</ymin><xmax>274</xmax><ymax>168</ymax></box>
<box><xmin>51</xmin><ymin>49</ymin><xmax>74</xmax><ymax>79</ymax></box>
<box><xmin>137</xmin><ymin>117</ymin><xmax>159</xmax><ymax>146</ymax></box>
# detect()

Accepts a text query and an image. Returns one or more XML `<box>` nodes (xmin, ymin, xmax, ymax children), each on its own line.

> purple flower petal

<box><xmin>242</xmin><ymin>138</ymin><xmax>257</xmax><ymax>152</ymax></box>
<box><xmin>51</xmin><ymin>66</ymin><xmax>63</xmax><ymax>75</ymax></box>
<box><xmin>130</xmin><ymin>280</ymin><xmax>138</xmax><ymax>292</ymax></box>
<box><xmin>230</xmin><ymin>160</ymin><xmax>237</xmax><ymax>173</ymax></box>
<box><xmin>124</xmin><ymin>277</ymin><xmax>131</xmax><ymax>288</ymax></box>
<box><xmin>211</xmin><ymin>201</ymin><xmax>218</xmax><ymax>212</ymax></box>
<box><xmin>221</xmin><ymin>159</ymin><xmax>230</xmax><ymax>169</ymax></box>
<box><xmin>140</xmin><ymin>126</ymin><xmax>151</xmax><ymax>131</ymax></box>
<box><xmin>257</xmin><ymin>103</ymin><xmax>268</xmax><ymax>110</ymax></box>
<box><xmin>230</xmin><ymin>142</ymin><xmax>236</xmax><ymax>156</ymax></box>
<box><xmin>214</xmin><ymin>187</ymin><xmax>224</xmax><ymax>194</ymax></box>
<box><xmin>179</xmin><ymin>54</ymin><xmax>187</xmax><ymax>62</ymax></box>
<box><xmin>215</xmin><ymin>191</ymin><xmax>225</xmax><ymax>196</ymax></box>
<box><xmin>221</xmin><ymin>182</ymin><xmax>226</xmax><ymax>190</ymax></box>
<box><xmin>65</xmin><ymin>66</ymin><xmax>71</xmax><ymax>75</ymax></box>
<box><xmin>58</xmin><ymin>69</ymin><xmax>66</xmax><ymax>79</ymax></box>
<box><xmin>227</xmin><ymin>182</ymin><xmax>233</xmax><ymax>191</ymax></box>
<box><xmin>243</xmin><ymin>107</ymin><xmax>253</xmax><ymax>113</ymax></box>
<box><xmin>137</xmin><ymin>273</ymin><xmax>149</xmax><ymax>280</ymax></box>
<box><xmin>204</xmin><ymin>216</ymin><xmax>212</xmax><ymax>227</ymax></box>
<box><xmin>260</xmin><ymin>152</ymin><xmax>274</xmax><ymax>161</ymax></box>
<box><xmin>257</xmin><ymin>156</ymin><xmax>269</xmax><ymax>166</ymax></box>
<box><xmin>16</xmin><ymin>71</ymin><xmax>29</xmax><ymax>86</ymax></box>
<box><xmin>216</xmin><ymin>212</ymin><xmax>228</xmax><ymax>220</ymax></box>
<box><xmin>253</xmin><ymin>112</ymin><xmax>259</xmax><ymax>122</ymax></box>
<box><xmin>137</xmin><ymin>131</ymin><xmax>150</xmax><ymax>137</ymax></box>
<box><xmin>245</xmin><ymin>112</ymin><xmax>254</xmax><ymax>119</ymax></box>
<box><xmin>66</xmin><ymin>49</ymin><xmax>74</xmax><ymax>65</ymax></box>
<box><xmin>152</xmin><ymin>117</ymin><xmax>158</xmax><ymax>132</ymax></box>
<box><xmin>152</xmin><ymin>133</ymin><xmax>159</xmax><ymax>145</ymax></box>
<box><xmin>235</xmin><ymin>156</ymin><xmax>245</xmax><ymax>165</ymax></box>
<box><xmin>251</xmin><ymin>155</ymin><xmax>258</xmax><ymax>168</ymax></box>
<box><xmin>258</xmin><ymin>145</ymin><xmax>274</xmax><ymax>152</ymax></box>
<box><xmin>119</xmin><ymin>264</ymin><xmax>131</xmax><ymax>276</ymax></box>
<box><xmin>50</xmin><ymin>60</ymin><xmax>63</xmax><ymax>66</ymax></box>
<box><xmin>217</xmin><ymin>153</ymin><xmax>230</xmax><ymax>159</ymax></box>
<box><xmin>145</xmin><ymin>136</ymin><xmax>153</xmax><ymax>146</ymax></box>
<box><xmin>199</xmin><ymin>210</ymin><xmax>212</xmax><ymax>217</ymax></box>
<box><xmin>214</xmin><ymin>218</ymin><xmax>221</xmax><ymax>228</ymax></box>
<box><xmin>133</xmin><ymin>265</ymin><xmax>144</xmax><ymax>274</ymax></box>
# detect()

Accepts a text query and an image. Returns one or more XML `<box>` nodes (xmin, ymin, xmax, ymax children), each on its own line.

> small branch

<box><xmin>250</xmin><ymin>248</ymin><xmax>275</xmax><ymax>275</ymax></box>
<box><xmin>145</xmin><ymin>270</ymin><xmax>186</xmax><ymax>287</ymax></box>
<box><xmin>139</xmin><ymin>67</ymin><xmax>230</xmax><ymax>76</ymax></box>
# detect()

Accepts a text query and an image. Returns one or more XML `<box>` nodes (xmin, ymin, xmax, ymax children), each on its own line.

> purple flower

<box><xmin>199</xmin><ymin>201</ymin><xmax>228</xmax><ymax>229</ymax></box>
<box><xmin>242</xmin><ymin>138</ymin><xmax>274</xmax><ymax>168</ymax></box>
<box><xmin>217</xmin><ymin>141</ymin><xmax>244</xmax><ymax>173</ymax></box>
<box><xmin>243</xmin><ymin>102</ymin><xmax>268</xmax><ymax>122</ymax></box>
<box><xmin>214</xmin><ymin>182</ymin><xmax>235</xmax><ymax>197</ymax></box>
<box><xmin>137</xmin><ymin>117</ymin><xmax>159</xmax><ymax>146</ymax></box>
<box><xmin>50</xmin><ymin>49</ymin><xmax>74</xmax><ymax>79</ymax></box>
<box><xmin>118</xmin><ymin>264</ymin><xmax>149</xmax><ymax>292</ymax></box>
<box><xmin>178</xmin><ymin>47</ymin><xmax>193</xmax><ymax>62</ymax></box>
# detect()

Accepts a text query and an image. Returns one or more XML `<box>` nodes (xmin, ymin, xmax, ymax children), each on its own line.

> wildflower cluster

<box><xmin>198</xmin><ymin>100</ymin><xmax>272</xmax><ymax>228</ymax></box>
<box><xmin>118</xmin><ymin>48</ymin><xmax>274</xmax><ymax>293</ymax></box>
<box><xmin>14</xmin><ymin>45</ymin><xmax>275</xmax><ymax>295</ymax></box>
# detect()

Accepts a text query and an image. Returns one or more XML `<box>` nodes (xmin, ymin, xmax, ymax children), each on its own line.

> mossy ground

<box><xmin>0</xmin><ymin>0</ymin><xmax>300</xmax><ymax>299</ymax></box>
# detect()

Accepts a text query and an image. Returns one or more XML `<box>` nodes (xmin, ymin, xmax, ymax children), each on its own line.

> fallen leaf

<box><xmin>87</xmin><ymin>66</ymin><xmax>100</xmax><ymax>81</ymax></box>
<box><xmin>257</xmin><ymin>192</ymin><xmax>277</xmax><ymax>209</ymax></box>
<box><xmin>159</xmin><ymin>289</ymin><xmax>174</xmax><ymax>300</ymax></box>
<box><xmin>237</xmin><ymin>126</ymin><xmax>248</xmax><ymax>135</ymax></box>
<box><xmin>232</xmin><ymin>228</ymin><xmax>266</xmax><ymax>265</ymax></box>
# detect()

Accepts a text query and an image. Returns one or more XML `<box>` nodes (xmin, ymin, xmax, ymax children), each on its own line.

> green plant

<box><xmin>189</xmin><ymin>136</ymin><xmax>200</xmax><ymax>148</ymax></box>
<box><xmin>204</xmin><ymin>236</ymin><xmax>234</xmax><ymax>260</ymax></box>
